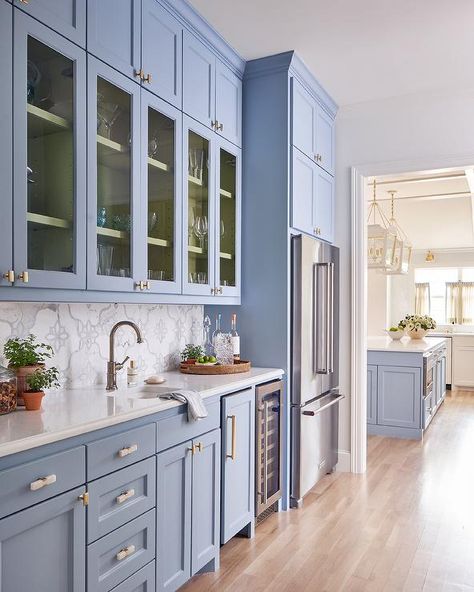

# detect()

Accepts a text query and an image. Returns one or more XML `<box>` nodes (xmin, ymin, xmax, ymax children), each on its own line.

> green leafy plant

<box><xmin>398</xmin><ymin>315</ymin><xmax>437</xmax><ymax>331</ymax></box>
<box><xmin>3</xmin><ymin>334</ymin><xmax>54</xmax><ymax>368</ymax></box>
<box><xmin>180</xmin><ymin>344</ymin><xmax>204</xmax><ymax>362</ymax></box>
<box><xmin>25</xmin><ymin>367</ymin><xmax>60</xmax><ymax>393</ymax></box>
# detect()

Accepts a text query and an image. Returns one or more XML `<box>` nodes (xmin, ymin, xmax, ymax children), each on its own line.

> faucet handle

<box><xmin>116</xmin><ymin>356</ymin><xmax>130</xmax><ymax>371</ymax></box>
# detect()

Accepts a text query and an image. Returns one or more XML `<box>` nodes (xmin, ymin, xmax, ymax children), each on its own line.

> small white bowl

<box><xmin>385</xmin><ymin>329</ymin><xmax>405</xmax><ymax>341</ymax></box>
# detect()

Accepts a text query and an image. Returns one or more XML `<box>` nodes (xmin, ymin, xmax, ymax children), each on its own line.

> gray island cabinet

<box><xmin>0</xmin><ymin>368</ymin><xmax>282</xmax><ymax>592</ymax></box>
<box><xmin>367</xmin><ymin>337</ymin><xmax>448</xmax><ymax>440</ymax></box>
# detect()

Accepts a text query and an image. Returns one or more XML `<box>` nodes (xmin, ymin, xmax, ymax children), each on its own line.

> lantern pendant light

<box><xmin>367</xmin><ymin>180</ymin><xmax>398</xmax><ymax>271</ymax></box>
<box><xmin>385</xmin><ymin>190</ymin><xmax>412</xmax><ymax>275</ymax></box>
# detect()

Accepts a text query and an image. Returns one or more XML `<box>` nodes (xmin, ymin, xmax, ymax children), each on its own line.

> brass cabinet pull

<box><xmin>134</xmin><ymin>68</ymin><xmax>144</xmax><ymax>80</ymax></box>
<box><xmin>2</xmin><ymin>270</ymin><xmax>14</xmax><ymax>283</ymax></box>
<box><xmin>18</xmin><ymin>271</ymin><xmax>29</xmax><ymax>283</ymax></box>
<box><xmin>313</xmin><ymin>227</ymin><xmax>321</xmax><ymax>236</ymax></box>
<box><xmin>217</xmin><ymin>122</ymin><xmax>224</xmax><ymax>132</ymax></box>
<box><xmin>189</xmin><ymin>442</ymin><xmax>202</xmax><ymax>455</ymax></box>
<box><xmin>135</xmin><ymin>280</ymin><xmax>149</xmax><ymax>291</ymax></box>
<box><xmin>226</xmin><ymin>415</ymin><xmax>236</xmax><ymax>460</ymax></box>
<box><xmin>116</xmin><ymin>488</ymin><xmax>135</xmax><ymax>504</ymax></box>
<box><xmin>218</xmin><ymin>287</ymin><xmax>223</xmax><ymax>295</ymax></box>
<box><xmin>30</xmin><ymin>474</ymin><xmax>56</xmax><ymax>491</ymax></box>
<box><xmin>118</xmin><ymin>443</ymin><xmax>138</xmax><ymax>458</ymax></box>
<box><xmin>196</xmin><ymin>442</ymin><xmax>203</xmax><ymax>453</ymax></box>
<box><xmin>19</xmin><ymin>0</ymin><xmax>29</xmax><ymax>4</ymax></box>
<box><xmin>211</xmin><ymin>287</ymin><xmax>215</xmax><ymax>295</ymax></box>
<box><xmin>116</xmin><ymin>544</ymin><xmax>136</xmax><ymax>561</ymax></box>
<box><xmin>143</xmin><ymin>73</ymin><xmax>152</xmax><ymax>84</ymax></box>
<box><xmin>211</xmin><ymin>121</ymin><xmax>217</xmax><ymax>129</ymax></box>
<box><xmin>79</xmin><ymin>492</ymin><xmax>89</xmax><ymax>506</ymax></box>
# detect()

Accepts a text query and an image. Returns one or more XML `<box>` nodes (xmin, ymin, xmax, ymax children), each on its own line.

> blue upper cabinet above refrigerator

<box><xmin>13</xmin><ymin>0</ymin><xmax>86</xmax><ymax>48</ymax></box>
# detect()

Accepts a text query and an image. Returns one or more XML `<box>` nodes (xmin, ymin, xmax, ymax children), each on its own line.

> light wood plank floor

<box><xmin>182</xmin><ymin>391</ymin><xmax>474</xmax><ymax>591</ymax></box>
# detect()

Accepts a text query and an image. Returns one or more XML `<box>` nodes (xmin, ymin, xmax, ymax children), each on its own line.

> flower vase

<box><xmin>408</xmin><ymin>328</ymin><xmax>428</xmax><ymax>340</ymax></box>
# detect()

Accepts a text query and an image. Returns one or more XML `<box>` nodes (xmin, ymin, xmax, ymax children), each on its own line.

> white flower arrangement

<box><xmin>398</xmin><ymin>314</ymin><xmax>437</xmax><ymax>331</ymax></box>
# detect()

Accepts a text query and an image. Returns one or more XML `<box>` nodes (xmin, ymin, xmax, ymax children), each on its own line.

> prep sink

<box><xmin>120</xmin><ymin>384</ymin><xmax>178</xmax><ymax>399</ymax></box>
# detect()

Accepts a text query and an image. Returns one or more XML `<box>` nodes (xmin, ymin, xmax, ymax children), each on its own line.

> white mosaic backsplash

<box><xmin>0</xmin><ymin>303</ymin><xmax>203</xmax><ymax>388</ymax></box>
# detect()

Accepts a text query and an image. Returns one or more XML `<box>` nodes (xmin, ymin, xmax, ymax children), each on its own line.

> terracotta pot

<box><xmin>23</xmin><ymin>390</ymin><xmax>45</xmax><ymax>411</ymax></box>
<box><xmin>11</xmin><ymin>364</ymin><xmax>44</xmax><ymax>406</ymax></box>
<box><xmin>408</xmin><ymin>328</ymin><xmax>428</xmax><ymax>340</ymax></box>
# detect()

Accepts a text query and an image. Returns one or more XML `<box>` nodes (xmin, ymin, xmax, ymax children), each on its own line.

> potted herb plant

<box><xmin>180</xmin><ymin>344</ymin><xmax>204</xmax><ymax>365</ymax></box>
<box><xmin>3</xmin><ymin>335</ymin><xmax>54</xmax><ymax>404</ymax></box>
<box><xmin>23</xmin><ymin>366</ymin><xmax>60</xmax><ymax>411</ymax></box>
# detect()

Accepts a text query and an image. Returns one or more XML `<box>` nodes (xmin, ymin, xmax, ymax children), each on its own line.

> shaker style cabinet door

<box><xmin>142</xmin><ymin>0</ymin><xmax>182</xmax><ymax>108</ymax></box>
<box><xmin>140</xmin><ymin>89</ymin><xmax>182</xmax><ymax>294</ymax></box>
<box><xmin>215</xmin><ymin>59</ymin><xmax>242</xmax><ymax>146</ymax></box>
<box><xmin>0</xmin><ymin>487</ymin><xmax>86</xmax><ymax>592</ymax></box>
<box><xmin>291</xmin><ymin>147</ymin><xmax>315</xmax><ymax>237</ymax></box>
<box><xmin>315</xmin><ymin>106</ymin><xmax>335</xmax><ymax>176</ymax></box>
<box><xmin>313</xmin><ymin>166</ymin><xmax>334</xmax><ymax>244</ymax></box>
<box><xmin>156</xmin><ymin>441</ymin><xmax>192</xmax><ymax>592</ymax></box>
<box><xmin>87</xmin><ymin>57</ymin><xmax>142</xmax><ymax>292</ymax></box>
<box><xmin>13</xmin><ymin>12</ymin><xmax>87</xmax><ymax>289</ymax></box>
<box><xmin>183</xmin><ymin>30</ymin><xmax>215</xmax><ymax>130</ymax></box>
<box><xmin>377</xmin><ymin>366</ymin><xmax>421</xmax><ymax>429</ymax></box>
<box><xmin>0</xmin><ymin>2</ymin><xmax>12</xmax><ymax>287</ymax></box>
<box><xmin>221</xmin><ymin>389</ymin><xmax>255</xmax><ymax>544</ymax></box>
<box><xmin>191</xmin><ymin>428</ymin><xmax>221</xmax><ymax>575</ymax></box>
<box><xmin>87</xmin><ymin>0</ymin><xmax>141</xmax><ymax>81</ymax></box>
<box><xmin>215</xmin><ymin>136</ymin><xmax>241</xmax><ymax>298</ymax></box>
<box><xmin>13</xmin><ymin>0</ymin><xmax>86</xmax><ymax>48</ymax></box>
<box><xmin>367</xmin><ymin>365</ymin><xmax>377</xmax><ymax>425</ymax></box>
<box><xmin>292</xmin><ymin>78</ymin><xmax>317</xmax><ymax>160</ymax></box>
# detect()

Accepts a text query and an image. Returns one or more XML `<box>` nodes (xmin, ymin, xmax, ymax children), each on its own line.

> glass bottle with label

<box><xmin>231</xmin><ymin>313</ymin><xmax>240</xmax><ymax>361</ymax></box>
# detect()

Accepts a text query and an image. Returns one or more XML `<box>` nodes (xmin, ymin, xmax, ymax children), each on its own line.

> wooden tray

<box><xmin>180</xmin><ymin>360</ymin><xmax>251</xmax><ymax>375</ymax></box>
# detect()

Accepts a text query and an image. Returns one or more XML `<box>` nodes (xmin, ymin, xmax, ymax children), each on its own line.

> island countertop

<box><xmin>367</xmin><ymin>336</ymin><xmax>448</xmax><ymax>353</ymax></box>
<box><xmin>0</xmin><ymin>367</ymin><xmax>283</xmax><ymax>458</ymax></box>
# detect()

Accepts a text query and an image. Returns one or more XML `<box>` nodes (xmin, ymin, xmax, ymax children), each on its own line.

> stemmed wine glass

<box><xmin>193</xmin><ymin>216</ymin><xmax>208</xmax><ymax>250</ymax></box>
<box><xmin>98</xmin><ymin>101</ymin><xmax>121</xmax><ymax>140</ymax></box>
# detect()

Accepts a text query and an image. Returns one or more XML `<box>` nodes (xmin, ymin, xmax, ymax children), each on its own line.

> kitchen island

<box><xmin>367</xmin><ymin>337</ymin><xmax>448</xmax><ymax>439</ymax></box>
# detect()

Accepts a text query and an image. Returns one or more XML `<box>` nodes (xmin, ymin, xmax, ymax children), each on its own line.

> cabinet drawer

<box><xmin>110</xmin><ymin>561</ymin><xmax>155</xmax><ymax>592</ymax></box>
<box><xmin>87</xmin><ymin>509</ymin><xmax>156</xmax><ymax>592</ymax></box>
<box><xmin>88</xmin><ymin>457</ymin><xmax>156</xmax><ymax>543</ymax></box>
<box><xmin>87</xmin><ymin>424</ymin><xmax>156</xmax><ymax>480</ymax></box>
<box><xmin>156</xmin><ymin>400</ymin><xmax>220</xmax><ymax>452</ymax></box>
<box><xmin>0</xmin><ymin>446</ymin><xmax>85</xmax><ymax>519</ymax></box>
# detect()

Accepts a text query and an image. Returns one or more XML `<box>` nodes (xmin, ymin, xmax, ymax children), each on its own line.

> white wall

<box><xmin>335</xmin><ymin>87</ymin><xmax>474</xmax><ymax>455</ymax></box>
<box><xmin>367</xmin><ymin>270</ymin><xmax>390</xmax><ymax>336</ymax></box>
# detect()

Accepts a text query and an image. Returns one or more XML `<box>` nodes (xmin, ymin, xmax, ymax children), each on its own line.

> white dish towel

<box><xmin>160</xmin><ymin>390</ymin><xmax>208</xmax><ymax>422</ymax></box>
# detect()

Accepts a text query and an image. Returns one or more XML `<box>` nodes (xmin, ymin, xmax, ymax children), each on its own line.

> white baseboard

<box><xmin>336</xmin><ymin>450</ymin><xmax>351</xmax><ymax>473</ymax></box>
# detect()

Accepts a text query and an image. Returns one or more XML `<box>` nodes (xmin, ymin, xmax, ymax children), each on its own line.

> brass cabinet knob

<box><xmin>2</xmin><ymin>270</ymin><xmax>14</xmax><ymax>283</ymax></box>
<box><xmin>18</xmin><ymin>271</ymin><xmax>29</xmax><ymax>283</ymax></box>
<box><xmin>211</xmin><ymin>287</ymin><xmax>215</xmax><ymax>295</ymax></box>
<box><xmin>19</xmin><ymin>0</ymin><xmax>29</xmax><ymax>4</ymax></box>
<box><xmin>217</xmin><ymin>287</ymin><xmax>223</xmax><ymax>295</ymax></box>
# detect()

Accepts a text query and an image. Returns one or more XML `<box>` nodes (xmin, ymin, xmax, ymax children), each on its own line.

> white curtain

<box><xmin>461</xmin><ymin>282</ymin><xmax>474</xmax><ymax>324</ymax></box>
<box><xmin>445</xmin><ymin>282</ymin><xmax>474</xmax><ymax>324</ymax></box>
<box><xmin>446</xmin><ymin>282</ymin><xmax>461</xmax><ymax>324</ymax></box>
<box><xmin>415</xmin><ymin>283</ymin><xmax>430</xmax><ymax>316</ymax></box>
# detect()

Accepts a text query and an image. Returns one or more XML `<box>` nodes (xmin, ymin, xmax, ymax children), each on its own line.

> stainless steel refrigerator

<box><xmin>290</xmin><ymin>234</ymin><xmax>344</xmax><ymax>508</ymax></box>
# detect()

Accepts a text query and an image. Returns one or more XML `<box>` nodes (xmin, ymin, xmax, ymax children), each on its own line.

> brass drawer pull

<box><xmin>116</xmin><ymin>489</ymin><xmax>135</xmax><ymax>505</ymax></box>
<box><xmin>116</xmin><ymin>544</ymin><xmax>136</xmax><ymax>561</ymax></box>
<box><xmin>30</xmin><ymin>474</ymin><xmax>56</xmax><ymax>491</ymax></box>
<box><xmin>226</xmin><ymin>415</ymin><xmax>236</xmax><ymax>460</ymax></box>
<box><xmin>118</xmin><ymin>444</ymin><xmax>138</xmax><ymax>458</ymax></box>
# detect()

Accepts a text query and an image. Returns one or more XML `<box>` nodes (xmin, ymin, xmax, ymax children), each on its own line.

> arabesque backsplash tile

<box><xmin>0</xmin><ymin>303</ymin><xmax>203</xmax><ymax>388</ymax></box>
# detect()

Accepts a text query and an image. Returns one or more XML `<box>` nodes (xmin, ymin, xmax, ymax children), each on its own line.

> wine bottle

<box><xmin>231</xmin><ymin>313</ymin><xmax>240</xmax><ymax>361</ymax></box>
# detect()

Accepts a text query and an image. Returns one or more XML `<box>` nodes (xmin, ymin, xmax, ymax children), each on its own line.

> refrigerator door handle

<box><xmin>302</xmin><ymin>394</ymin><xmax>344</xmax><ymax>416</ymax></box>
<box><xmin>314</xmin><ymin>262</ymin><xmax>330</xmax><ymax>375</ymax></box>
<box><xmin>328</xmin><ymin>262</ymin><xmax>335</xmax><ymax>374</ymax></box>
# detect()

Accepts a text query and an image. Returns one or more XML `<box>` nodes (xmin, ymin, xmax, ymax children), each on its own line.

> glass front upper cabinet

<box><xmin>87</xmin><ymin>57</ymin><xmax>141</xmax><ymax>292</ymax></box>
<box><xmin>13</xmin><ymin>13</ymin><xmax>86</xmax><ymax>289</ymax></box>
<box><xmin>141</xmin><ymin>93</ymin><xmax>182</xmax><ymax>294</ymax></box>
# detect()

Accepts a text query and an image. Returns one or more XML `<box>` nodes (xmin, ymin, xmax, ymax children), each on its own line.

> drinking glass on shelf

<box><xmin>196</xmin><ymin>149</ymin><xmax>204</xmax><ymax>181</ymax></box>
<box><xmin>97</xmin><ymin>207</ymin><xmax>107</xmax><ymax>228</ymax></box>
<box><xmin>193</xmin><ymin>216</ymin><xmax>208</xmax><ymax>250</ymax></box>
<box><xmin>97</xmin><ymin>244</ymin><xmax>114</xmax><ymax>276</ymax></box>
<box><xmin>98</xmin><ymin>102</ymin><xmax>121</xmax><ymax>140</ymax></box>
<box><xmin>148</xmin><ymin>212</ymin><xmax>157</xmax><ymax>235</ymax></box>
<box><xmin>220</xmin><ymin>220</ymin><xmax>225</xmax><ymax>238</ymax></box>
<box><xmin>197</xmin><ymin>272</ymin><xmax>207</xmax><ymax>284</ymax></box>
<box><xmin>148</xmin><ymin>132</ymin><xmax>159</xmax><ymax>158</ymax></box>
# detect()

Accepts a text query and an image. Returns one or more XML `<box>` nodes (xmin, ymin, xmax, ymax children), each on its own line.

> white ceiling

<box><xmin>188</xmin><ymin>0</ymin><xmax>474</xmax><ymax>106</ymax></box>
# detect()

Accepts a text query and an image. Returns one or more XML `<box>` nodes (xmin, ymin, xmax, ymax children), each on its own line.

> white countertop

<box><xmin>367</xmin><ymin>336</ymin><xmax>448</xmax><ymax>353</ymax></box>
<box><xmin>0</xmin><ymin>367</ymin><xmax>283</xmax><ymax>459</ymax></box>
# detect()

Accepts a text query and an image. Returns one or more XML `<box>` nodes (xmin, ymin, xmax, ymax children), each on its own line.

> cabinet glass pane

<box><xmin>96</xmin><ymin>78</ymin><xmax>132</xmax><ymax>277</ymax></box>
<box><xmin>219</xmin><ymin>149</ymin><xmax>236</xmax><ymax>287</ymax></box>
<box><xmin>187</xmin><ymin>131</ymin><xmax>209</xmax><ymax>285</ymax></box>
<box><xmin>26</xmin><ymin>37</ymin><xmax>74</xmax><ymax>272</ymax></box>
<box><xmin>147</xmin><ymin>107</ymin><xmax>175</xmax><ymax>282</ymax></box>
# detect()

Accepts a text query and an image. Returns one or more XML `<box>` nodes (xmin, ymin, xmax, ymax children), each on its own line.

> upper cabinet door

<box><xmin>87</xmin><ymin>57</ymin><xmax>142</xmax><ymax>292</ymax></box>
<box><xmin>291</xmin><ymin>148</ymin><xmax>316</xmax><ymax>237</ymax></box>
<box><xmin>313</xmin><ymin>166</ymin><xmax>334</xmax><ymax>243</ymax></box>
<box><xmin>87</xmin><ymin>0</ymin><xmax>141</xmax><ymax>81</ymax></box>
<box><xmin>142</xmin><ymin>0</ymin><xmax>182</xmax><ymax>109</ymax></box>
<box><xmin>13</xmin><ymin>12</ymin><xmax>87</xmax><ymax>289</ymax></box>
<box><xmin>13</xmin><ymin>0</ymin><xmax>86</xmax><ymax>48</ymax></box>
<box><xmin>0</xmin><ymin>2</ymin><xmax>12</xmax><ymax>287</ymax></box>
<box><xmin>315</xmin><ymin>106</ymin><xmax>335</xmax><ymax>176</ymax></box>
<box><xmin>183</xmin><ymin>31</ymin><xmax>215</xmax><ymax>129</ymax></box>
<box><xmin>140</xmin><ymin>89</ymin><xmax>182</xmax><ymax>294</ymax></box>
<box><xmin>292</xmin><ymin>78</ymin><xmax>317</xmax><ymax>160</ymax></box>
<box><xmin>215</xmin><ymin>59</ymin><xmax>242</xmax><ymax>146</ymax></box>
<box><xmin>215</xmin><ymin>137</ymin><xmax>241</xmax><ymax>298</ymax></box>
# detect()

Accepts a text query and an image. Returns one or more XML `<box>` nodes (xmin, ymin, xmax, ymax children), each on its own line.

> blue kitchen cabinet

<box><xmin>215</xmin><ymin>59</ymin><xmax>242</xmax><ymax>147</ymax></box>
<box><xmin>221</xmin><ymin>389</ymin><xmax>255</xmax><ymax>544</ymax></box>
<box><xmin>367</xmin><ymin>365</ymin><xmax>377</xmax><ymax>425</ymax></box>
<box><xmin>87</xmin><ymin>0</ymin><xmax>141</xmax><ymax>81</ymax></box>
<box><xmin>142</xmin><ymin>0</ymin><xmax>182</xmax><ymax>108</ymax></box>
<box><xmin>377</xmin><ymin>366</ymin><xmax>421</xmax><ymax>429</ymax></box>
<box><xmin>0</xmin><ymin>2</ymin><xmax>12</xmax><ymax>288</ymax></box>
<box><xmin>13</xmin><ymin>0</ymin><xmax>86</xmax><ymax>48</ymax></box>
<box><xmin>315</xmin><ymin>106</ymin><xmax>335</xmax><ymax>176</ymax></box>
<box><xmin>183</xmin><ymin>31</ymin><xmax>215</xmax><ymax>130</ymax></box>
<box><xmin>156</xmin><ymin>441</ymin><xmax>192</xmax><ymax>591</ymax></box>
<box><xmin>314</xmin><ymin>166</ymin><xmax>334</xmax><ymax>243</ymax></box>
<box><xmin>0</xmin><ymin>486</ymin><xmax>86</xmax><ymax>592</ymax></box>
<box><xmin>13</xmin><ymin>11</ymin><xmax>87</xmax><ymax>290</ymax></box>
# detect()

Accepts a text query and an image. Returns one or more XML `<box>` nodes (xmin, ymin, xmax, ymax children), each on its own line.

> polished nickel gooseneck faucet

<box><xmin>107</xmin><ymin>321</ymin><xmax>144</xmax><ymax>391</ymax></box>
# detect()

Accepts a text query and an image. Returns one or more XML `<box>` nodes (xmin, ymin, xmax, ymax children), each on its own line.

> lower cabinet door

<box><xmin>191</xmin><ymin>428</ymin><xmax>221</xmax><ymax>575</ymax></box>
<box><xmin>156</xmin><ymin>441</ymin><xmax>192</xmax><ymax>592</ymax></box>
<box><xmin>221</xmin><ymin>389</ymin><xmax>255</xmax><ymax>544</ymax></box>
<box><xmin>0</xmin><ymin>486</ymin><xmax>86</xmax><ymax>592</ymax></box>
<box><xmin>367</xmin><ymin>365</ymin><xmax>377</xmax><ymax>425</ymax></box>
<box><xmin>377</xmin><ymin>366</ymin><xmax>421</xmax><ymax>429</ymax></box>
<box><xmin>108</xmin><ymin>560</ymin><xmax>155</xmax><ymax>592</ymax></box>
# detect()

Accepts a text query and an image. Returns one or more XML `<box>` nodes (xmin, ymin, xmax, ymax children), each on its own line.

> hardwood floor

<box><xmin>182</xmin><ymin>391</ymin><xmax>474</xmax><ymax>591</ymax></box>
